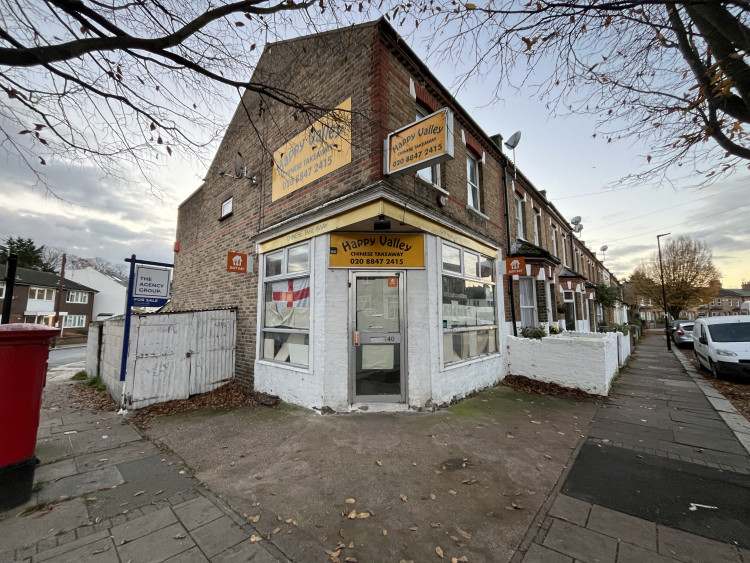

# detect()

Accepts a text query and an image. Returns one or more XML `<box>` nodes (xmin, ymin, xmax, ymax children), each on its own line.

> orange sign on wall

<box><xmin>506</xmin><ymin>256</ymin><xmax>526</xmax><ymax>276</ymax></box>
<box><xmin>227</xmin><ymin>252</ymin><xmax>247</xmax><ymax>273</ymax></box>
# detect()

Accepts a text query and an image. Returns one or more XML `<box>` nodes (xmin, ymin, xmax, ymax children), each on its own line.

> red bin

<box><xmin>0</xmin><ymin>324</ymin><xmax>59</xmax><ymax>510</ymax></box>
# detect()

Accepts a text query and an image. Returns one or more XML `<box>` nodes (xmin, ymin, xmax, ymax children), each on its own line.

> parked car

<box><xmin>693</xmin><ymin>315</ymin><xmax>750</xmax><ymax>379</ymax></box>
<box><xmin>671</xmin><ymin>321</ymin><xmax>694</xmax><ymax>348</ymax></box>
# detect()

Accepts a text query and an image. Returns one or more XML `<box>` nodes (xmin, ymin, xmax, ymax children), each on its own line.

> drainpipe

<box><xmin>501</xmin><ymin>166</ymin><xmax>518</xmax><ymax>336</ymax></box>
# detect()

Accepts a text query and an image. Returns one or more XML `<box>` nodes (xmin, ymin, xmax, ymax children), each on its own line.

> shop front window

<box><xmin>262</xmin><ymin>242</ymin><xmax>310</xmax><ymax>367</ymax></box>
<box><xmin>441</xmin><ymin>243</ymin><xmax>497</xmax><ymax>364</ymax></box>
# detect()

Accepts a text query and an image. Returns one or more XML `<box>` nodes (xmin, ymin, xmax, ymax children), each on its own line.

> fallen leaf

<box><xmin>382</xmin><ymin>529</ymin><xmax>388</xmax><ymax>535</ymax></box>
<box><xmin>376</xmin><ymin>460</ymin><xmax>383</xmax><ymax>466</ymax></box>
<box><xmin>356</xmin><ymin>512</ymin><xmax>370</xmax><ymax>519</ymax></box>
<box><xmin>272</xmin><ymin>527</ymin><xmax>281</xmax><ymax>534</ymax></box>
<box><xmin>450</xmin><ymin>535</ymin><xmax>459</xmax><ymax>541</ymax></box>
<box><xmin>602</xmin><ymin>439</ymin><xmax>610</xmax><ymax>443</ymax></box>
<box><xmin>345</xmin><ymin>558</ymin><xmax>358</xmax><ymax>563</ymax></box>
<box><xmin>348</xmin><ymin>542</ymin><xmax>354</xmax><ymax>548</ymax></box>
<box><xmin>431</xmin><ymin>522</ymin><xmax>442</xmax><ymax>528</ymax></box>
<box><xmin>174</xmin><ymin>534</ymin><xmax>186</xmax><ymax>539</ymax></box>
<box><xmin>248</xmin><ymin>515</ymin><xmax>260</xmax><ymax>523</ymax></box>
<box><xmin>412</xmin><ymin>462</ymin><xmax>417</xmax><ymax>466</ymax></box>
<box><xmin>345</xmin><ymin>498</ymin><xmax>356</xmax><ymax>504</ymax></box>
<box><xmin>544</xmin><ymin>455</ymin><xmax>552</xmax><ymax>460</ymax></box>
<box><xmin>399</xmin><ymin>494</ymin><xmax>408</xmax><ymax>502</ymax></box>
<box><xmin>530</xmin><ymin>420</ymin><xmax>541</xmax><ymax>425</ymax></box>
<box><xmin>456</xmin><ymin>527</ymin><xmax>471</xmax><ymax>539</ymax></box>
<box><xmin>92</xmin><ymin>546</ymin><xmax>111</xmax><ymax>554</ymax></box>
<box><xmin>347</xmin><ymin>510</ymin><xmax>357</xmax><ymax>519</ymax></box>
<box><xmin>452</xmin><ymin>557</ymin><xmax>469</xmax><ymax>562</ymax></box>
<box><xmin>410</xmin><ymin>526</ymin><xmax>419</xmax><ymax>531</ymax></box>
<box><xmin>430</xmin><ymin>493</ymin><xmax>436</xmax><ymax>500</ymax></box>
<box><xmin>436</xmin><ymin>546</ymin><xmax>444</xmax><ymax>558</ymax></box>
<box><xmin>134</xmin><ymin>490</ymin><xmax>145</xmax><ymax>497</ymax></box>
<box><xmin>448</xmin><ymin>490</ymin><xmax>457</xmax><ymax>495</ymax></box>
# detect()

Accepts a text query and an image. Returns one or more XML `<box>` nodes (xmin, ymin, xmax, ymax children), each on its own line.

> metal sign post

<box><xmin>119</xmin><ymin>255</ymin><xmax>173</xmax><ymax>382</ymax></box>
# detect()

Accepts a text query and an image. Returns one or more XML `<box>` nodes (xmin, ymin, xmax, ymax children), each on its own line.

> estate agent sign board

<box><xmin>384</xmin><ymin>108</ymin><xmax>454</xmax><ymax>177</ymax></box>
<box><xmin>329</xmin><ymin>233</ymin><xmax>425</xmax><ymax>268</ymax></box>
<box><xmin>272</xmin><ymin>98</ymin><xmax>352</xmax><ymax>202</ymax></box>
<box><xmin>132</xmin><ymin>264</ymin><xmax>171</xmax><ymax>307</ymax></box>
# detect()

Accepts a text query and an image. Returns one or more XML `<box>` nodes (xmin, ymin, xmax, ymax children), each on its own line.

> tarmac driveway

<box><xmin>144</xmin><ymin>387</ymin><xmax>599</xmax><ymax>562</ymax></box>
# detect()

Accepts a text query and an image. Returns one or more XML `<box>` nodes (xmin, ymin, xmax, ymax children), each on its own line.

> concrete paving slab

<box><xmin>522</xmin><ymin>542</ymin><xmax>573</xmax><ymax>563</ymax></box>
<box><xmin>37</xmin><ymin>465</ymin><xmax>125</xmax><ymax>503</ymax></box>
<box><xmin>211</xmin><ymin>538</ymin><xmax>281</xmax><ymax>563</ymax></box>
<box><xmin>84</xmin><ymin>454</ymin><xmax>195</xmax><ymax>519</ymax></box>
<box><xmin>34</xmin><ymin>536</ymin><xmax>117</xmax><ymax>563</ymax></box>
<box><xmin>0</xmin><ymin>498</ymin><xmax>90</xmax><ymax>555</ymax></box>
<box><xmin>173</xmin><ymin>496</ymin><xmax>224</xmax><ymax>531</ymax></box>
<box><xmin>587</xmin><ymin>505</ymin><xmax>656</xmax><ymax>550</ymax></box>
<box><xmin>547</xmin><ymin>495</ymin><xmax>591</xmax><ymax>527</ymax></box>
<box><xmin>32</xmin><ymin>529</ymin><xmax>111</xmax><ymax>562</ymax></box>
<box><xmin>109</xmin><ymin>507</ymin><xmax>178</xmax><ymax>543</ymax></box>
<box><xmin>115</xmin><ymin>521</ymin><xmax>194</xmax><ymax>562</ymax></box>
<box><xmin>657</xmin><ymin>524</ymin><xmax>742</xmax><ymax>563</ymax></box>
<box><xmin>74</xmin><ymin>439</ymin><xmax>159</xmax><ymax>473</ymax></box>
<box><xmin>68</xmin><ymin>424</ymin><xmax>142</xmax><ymax>455</ymax></box>
<box><xmin>35</xmin><ymin>434</ymin><xmax>75</xmax><ymax>464</ymax></box>
<box><xmin>33</xmin><ymin>458</ymin><xmax>78</xmax><ymax>484</ymax></box>
<box><xmin>616</xmin><ymin>541</ymin><xmax>682</xmax><ymax>563</ymax></box>
<box><xmin>542</xmin><ymin>519</ymin><xmax>618</xmax><ymax>562</ymax></box>
<box><xmin>189</xmin><ymin>516</ymin><xmax>248</xmax><ymax>558</ymax></box>
<box><xmin>164</xmin><ymin>545</ymin><xmax>209</xmax><ymax>562</ymax></box>
<box><xmin>672</xmin><ymin>427</ymin><xmax>747</xmax><ymax>454</ymax></box>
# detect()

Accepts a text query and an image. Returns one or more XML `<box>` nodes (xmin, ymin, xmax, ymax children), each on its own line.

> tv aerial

<box><xmin>504</xmin><ymin>131</ymin><xmax>522</xmax><ymax>179</ymax></box>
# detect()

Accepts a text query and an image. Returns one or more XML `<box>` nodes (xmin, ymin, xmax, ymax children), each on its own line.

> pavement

<box><xmin>0</xmin><ymin>333</ymin><xmax>748</xmax><ymax>562</ymax></box>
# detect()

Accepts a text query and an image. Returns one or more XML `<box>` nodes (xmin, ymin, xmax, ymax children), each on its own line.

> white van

<box><xmin>693</xmin><ymin>315</ymin><xmax>750</xmax><ymax>379</ymax></box>
<box><xmin>741</xmin><ymin>301</ymin><xmax>750</xmax><ymax>315</ymax></box>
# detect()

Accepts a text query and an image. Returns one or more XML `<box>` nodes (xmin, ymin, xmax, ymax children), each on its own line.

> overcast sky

<box><xmin>1</xmin><ymin>21</ymin><xmax>748</xmax><ymax>288</ymax></box>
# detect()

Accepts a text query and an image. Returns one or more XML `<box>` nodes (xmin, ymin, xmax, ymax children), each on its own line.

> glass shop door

<box><xmin>350</xmin><ymin>272</ymin><xmax>406</xmax><ymax>403</ymax></box>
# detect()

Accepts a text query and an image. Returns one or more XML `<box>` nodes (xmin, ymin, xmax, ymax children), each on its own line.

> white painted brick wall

<box><xmin>507</xmin><ymin>332</ymin><xmax>620</xmax><ymax>395</ymax></box>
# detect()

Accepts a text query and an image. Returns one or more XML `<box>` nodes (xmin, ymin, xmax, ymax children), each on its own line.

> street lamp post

<box><xmin>657</xmin><ymin>233</ymin><xmax>671</xmax><ymax>351</ymax></box>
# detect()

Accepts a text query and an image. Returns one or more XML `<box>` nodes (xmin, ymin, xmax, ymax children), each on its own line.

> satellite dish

<box><xmin>234</xmin><ymin>152</ymin><xmax>245</xmax><ymax>177</ymax></box>
<box><xmin>570</xmin><ymin>216</ymin><xmax>582</xmax><ymax>225</ymax></box>
<box><xmin>574</xmin><ymin>224</ymin><xmax>583</xmax><ymax>233</ymax></box>
<box><xmin>504</xmin><ymin>131</ymin><xmax>522</xmax><ymax>150</ymax></box>
<box><xmin>600</xmin><ymin>245</ymin><xmax>608</xmax><ymax>252</ymax></box>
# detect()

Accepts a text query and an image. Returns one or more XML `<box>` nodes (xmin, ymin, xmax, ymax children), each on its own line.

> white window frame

<box><xmin>514</xmin><ymin>194</ymin><xmax>524</xmax><ymax>240</ymax></box>
<box><xmin>66</xmin><ymin>290</ymin><xmax>89</xmax><ymax>304</ymax></box>
<box><xmin>466</xmin><ymin>153</ymin><xmax>480</xmax><ymax>211</ymax></box>
<box><xmin>29</xmin><ymin>287</ymin><xmax>55</xmax><ymax>300</ymax></box>
<box><xmin>63</xmin><ymin>315</ymin><xmax>86</xmax><ymax>328</ymax></box>
<box><xmin>519</xmin><ymin>277</ymin><xmax>538</xmax><ymax>328</ymax></box>
<box><xmin>415</xmin><ymin>107</ymin><xmax>441</xmax><ymax>187</ymax></box>
<box><xmin>441</xmin><ymin>242</ymin><xmax>497</xmax><ymax>365</ymax></box>
<box><xmin>261</xmin><ymin>241</ymin><xmax>311</xmax><ymax>368</ymax></box>
<box><xmin>552</xmin><ymin>227</ymin><xmax>558</xmax><ymax>257</ymax></box>
<box><xmin>0</xmin><ymin>282</ymin><xmax>4</xmax><ymax>299</ymax></box>
<box><xmin>562</xmin><ymin>235</ymin><xmax>568</xmax><ymax>266</ymax></box>
<box><xmin>221</xmin><ymin>197</ymin><xmax>233</xmax><ymax>219</ymax></box>
<box><xmin>533</xmin><ymin>211</ymin><xmax>541</xmax><ymax>246</ymax></box>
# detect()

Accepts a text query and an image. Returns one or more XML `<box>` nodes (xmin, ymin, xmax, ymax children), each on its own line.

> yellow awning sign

<box><xmin>329</xmin><ymin>233</ymin><xmax>425</xmax><ymax>268</ymax></box>
<box><xmin>272</xmin><ymin>98</ymin><xmax>352</xmax><ymax>202</ymax></box>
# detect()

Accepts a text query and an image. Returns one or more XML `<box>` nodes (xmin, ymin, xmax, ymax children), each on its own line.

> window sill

<box><xmin>219</xmin><ymin>212</ymin><xmax>233</xmax><ymax>221</ymax></box>
<box><xmin>466</xmin><ymin>206</ymin><xmax>489</xmax><ymax>220</ymax></box>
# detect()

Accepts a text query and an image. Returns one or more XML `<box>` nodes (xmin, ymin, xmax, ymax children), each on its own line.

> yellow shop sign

<box><xmin>384</xmin><ymin>108</ymin><xmax>454</xmax><ymax>177</ymax></box>
<box><xmin>272</xmin><ymin>98</ymin><xmax>352</xmax><ymax>202</ymax></box>
<box><xmin>329</xmin><ymin>233</ymin><xmax>425</xmax><ymax>268</ymax></box>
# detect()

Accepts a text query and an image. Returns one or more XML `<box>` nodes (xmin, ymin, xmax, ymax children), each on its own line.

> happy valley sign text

<box><xmin>384</xmin><ymin>108</ymin><xmax>454</xmax><ymax>177</ymax></box>
<box><xmin>329</xmin><ymin>233</ymin><xmax>425</xmax><ymax>268</ymax></box>
<box><xmin>272</xmin><ymin>98</ymin><xmax>352</xmax><ymax>201</ymax></box>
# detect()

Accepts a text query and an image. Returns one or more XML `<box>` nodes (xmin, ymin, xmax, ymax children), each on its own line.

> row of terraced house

<box><xmin>165</xmin><ymin>19</ymin><xmax>627</xmax><ymax>412</ymax></box>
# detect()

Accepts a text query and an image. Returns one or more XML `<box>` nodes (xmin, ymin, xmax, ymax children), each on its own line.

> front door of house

<box><xmin>350</xmin><ymin>272</ymin><xmax>405</xmax><ymax>403</ymax></box>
